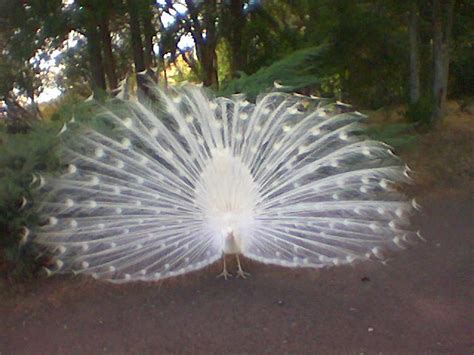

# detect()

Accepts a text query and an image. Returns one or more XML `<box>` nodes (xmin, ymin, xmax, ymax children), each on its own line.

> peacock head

<box><xmin>221</xmin><ymin>226</ymin><xmax>242</xmax><ymax>254</ymax></box>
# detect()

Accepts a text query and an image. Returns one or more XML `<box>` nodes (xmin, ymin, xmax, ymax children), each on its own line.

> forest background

<box><xmin>0</xmin><ymin>0</ymin><xmax>473</xmax><ymax>278</ymax></box>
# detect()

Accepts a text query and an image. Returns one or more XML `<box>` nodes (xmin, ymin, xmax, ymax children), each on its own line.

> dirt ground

<box><xmin>1</xmin><ymin>108</ymin><xmax>474</xmax><ymax>354</ymax></box>
<box><xmin>0</xmin><ymin>193</ymin><xmax>472</xmax><ymax>354</ymax></box>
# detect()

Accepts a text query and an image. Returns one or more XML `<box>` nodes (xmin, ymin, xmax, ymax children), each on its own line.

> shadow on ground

<box><xmin>1</xmin><ymin>195</ymin><xmax>473</xmax><ymax>354</ymax></box>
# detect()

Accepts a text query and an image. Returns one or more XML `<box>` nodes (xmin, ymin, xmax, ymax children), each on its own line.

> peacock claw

<box><xmin>216</xmin><ymin>270</ymin><xmax>232</xmax><ymax>280</ymax></box>
<box><xmin>236</xmin><ymin>270</ymin><xmax>250</xmax><ymax>279</ymax></box>
<box><xmin>217</xmin><ymin>255</ymin><xmax>232</xmax><ymax>279</ymax></box>
<box><xmin>234</xmin><ymin>254</ymin><xmax>249</xmax><ymax>279</ymax></box>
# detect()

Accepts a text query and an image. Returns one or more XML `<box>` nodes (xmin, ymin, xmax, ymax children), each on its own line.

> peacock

<box><xmin>24</xmin><ymin>84</ymin><xmax>422</xmax><ymax>283</ymax></box>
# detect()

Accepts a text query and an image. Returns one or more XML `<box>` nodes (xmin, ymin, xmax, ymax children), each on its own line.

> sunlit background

<box><xmin>37</xmin><ymin>0</ymin><xmax>195</xmax><ymax>102</ymax></box>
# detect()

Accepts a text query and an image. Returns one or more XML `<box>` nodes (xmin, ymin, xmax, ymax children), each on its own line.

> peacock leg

<box><xmin>216</xmin><ymin>254</ymin><xmax>232</xmax><ymax>279</ymax></box>
<box><xmin>235</xmin><ymin>254</ymin><xmax>250</xmax><ymax>279</ymax></box>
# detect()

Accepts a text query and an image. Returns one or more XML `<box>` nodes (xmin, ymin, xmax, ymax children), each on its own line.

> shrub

<box><xmin>0</xmin><ymin>121</ymin><xmax>61</xmax><ymax>280</ymax></box>
<box><xmin>405</xmin><ymin>96</ymin><xmax>435</xmax><ymax>127</ymax></box>
<box><xmin>218</xmin><ymin>46</ymin><xmax>328</xmax><ymax>101</ymax></box>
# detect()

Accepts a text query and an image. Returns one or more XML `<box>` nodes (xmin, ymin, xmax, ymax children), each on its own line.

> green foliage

<box><xmin>324</xmin><ymin>1</ymin><xmax>407</xmax><ymax>108</ymax></box>
<box><xmin>450</xmin><ymin>0</ymin><xmax>474</xmax><ymax>98</ymax></box>
<box><xmin>320</xmin><ymin>72</ymin><xmax>345</xmax><ymax>100</ymax></box>
<box><xmin>0</xmin><ymin>122</ymin><xmax>61</xmax><ymax>280</ymax></box>
<box><xmin>216</xmin><ymin>40</ymin><xmax>233</xmax><ymax>84</ymax></box>
<box><xmin>0</xmin><ymin>96</ymin><xmax>102</xmax><ymax>280</ymax></box>
<box><xmin>218</xmin><ymin>46</ymin><xmax>328</xmax><ymax>100</ymax></box>
<box><xmin>240</xmin><ymin>2</ymin><xmax>304</xmax><ymax>75</ymax></box>
<box><xmin>367</xmin><ymin>122</ymin><xmax>419</xmax><ymax>152</ymax></box>
<box><xmin>1</xmin><ymin>0</ymin><xmax>471</xmax><ymax>124</ymax></box>
<box><xmin>0</xmin><ymin>0</ymin><xmax>67</xmax><ymax>100</ymax></box>
<box><xmin>405</xmin><ymin>96</ymin><xmax>435</xmax><ymax>127</ymax></box>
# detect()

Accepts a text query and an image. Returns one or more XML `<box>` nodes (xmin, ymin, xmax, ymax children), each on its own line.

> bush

<box><xmin>0</xmin><ymin>97</ymin><xmax>131</xmax><ymax>281</ymax></box>
<box><xmin>218</xmin><ymin>46</ymin><xmax>329</xmax><ymax>101</ymax></box>
<box><xmin>405</xmin><ymin>96</ymin><xmax>435</xmax><ymax>127</ymax></box>
<box><xmin>0</xmin><ymin>122</ymin><xmax>61</xmax><ymax>280</ymax></box>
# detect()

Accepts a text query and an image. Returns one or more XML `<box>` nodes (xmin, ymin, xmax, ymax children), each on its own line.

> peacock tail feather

<box><xmin>28</xmin><ymin>85</ymin><xmax>421</xmax><ymax>283</ymax></box>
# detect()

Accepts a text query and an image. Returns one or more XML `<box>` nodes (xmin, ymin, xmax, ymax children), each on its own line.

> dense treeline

<box><xmin>0</xmin><ymin>0</ymin><xmax>472</xmax><ymax>123</ymax></box>
<box><xmin>0</xmin><ymin>0</ymin><xmax>472</xmax><ymax>280</ymax></box>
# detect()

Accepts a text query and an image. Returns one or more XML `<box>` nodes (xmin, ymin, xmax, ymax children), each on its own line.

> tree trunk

<box><xmin>127</xmin><ymin>0</ymin><xmax>146</xmax><ymax>75</ymax></box>
<box><xmin>4</xmin><ymin>94</ymin><xmax>35</xmax><ymax>127</ymax></box>
<box><xmin>141</xmin><ymin>0</ymin><xmax>158</xmax><ymax>83</ymax></box>
<box><xmin>28</xmin><ymin>94</ymin><xmax>42</xmax><ymax>119</ymax></box>
<box><xmin>431</xmin><ymin>0</ymin><xmax>455</xmax><ymax>123</ymax></box>
<box><xmin>184</xmin><ymin>0</ymin><xmax>219</xmax><ymax>88</ymax></box>
<box><xmin>442</xmin><ymin>0</ymin><xmax>455</xmax><ymax>103</ymax></box>
<box><xmin>85</xmin><ymin>20</ymin><xmax>107</xmax><ymax>98</ymax></box>
<box><xmin>200</xmin><ymin>0</ymin><xmax>219</xmax><ymax>88</ymax></box>
<box><xmin>98</xmin><ymin>9</ymin><xmax>118</xmax><ymax>91</ymax></box>
<box><xmin>408</xmin><ymin>1</ymin><xmax>420</xmax><ymax>104</ymax></box>
<box><xmin>79</xmin><ymin>0</ymin><xmax>107</xmax><ymax>97</ymax></box>
<box><xmin>200</xmin><ymin>46</ymin><xmax>218</xmax><ymax>88</ymax></box>
<box><xmin>22</xmin><ymin>70</ymin><xmax>42</xmax><ymax>119</ymax></box>
<box><xmin>228</xmin><ymin>0</ymin><xmax>246</xmax><ymax>76</ymax></box>
<box><xmin>141</xmin><ymin>0</ymin><xmax>156</xmax><ymax>69</ymax></box>
<box><xmin>162</xmin><ymin>58</ymin><xmax>168</xmax><ymax>87</ymax></box>
<box><xmin>204</xmin><ymin>0</ymin><xmax>218</xmax><ymax>88</ymax></box>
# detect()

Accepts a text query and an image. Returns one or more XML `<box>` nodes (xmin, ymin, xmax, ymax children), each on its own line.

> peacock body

<box><xmin>28</xmin><ymin>85</ymin><xmax>421</xmax><ymax>282</ymax></box>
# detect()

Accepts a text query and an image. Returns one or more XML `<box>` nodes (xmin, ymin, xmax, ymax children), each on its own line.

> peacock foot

<box><xmin>235</xmin><ymin>254</ymin><xmax>250</xmax><ymax>279</ymax></box>
<box><xmin>216</xmin><ymin>269</ymin><xmax>232</xmax><ymax>280</ymax></box>
<box><xmin>235</xmin><ymin>269</ymin><xmax>250</xmax><ymax>279</ymax></box>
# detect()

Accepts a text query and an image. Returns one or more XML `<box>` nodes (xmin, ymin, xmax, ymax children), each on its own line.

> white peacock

<box><xmin>27</xmin><ymin>85</ymin><xmax>422</xmax><ymax>283</ymax></box>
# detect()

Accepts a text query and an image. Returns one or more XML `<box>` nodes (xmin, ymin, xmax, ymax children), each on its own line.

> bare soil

<box><xmin>0</xmin><ymin>194</ymin><xmax>472</xmax><ymax>354</ymax></box>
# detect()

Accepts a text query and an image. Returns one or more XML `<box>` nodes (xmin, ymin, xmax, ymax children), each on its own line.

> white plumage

<box><xmin>30</xmin><ymin>85</ymin><xmax>421</xmax><ymax>282</ymax></box>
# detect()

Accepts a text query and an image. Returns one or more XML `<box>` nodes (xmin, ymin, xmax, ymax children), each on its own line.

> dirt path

<box><xmin>1</xmin><ymin>195</ymin><xmax>473</xmax><ymax>354</ymax></box>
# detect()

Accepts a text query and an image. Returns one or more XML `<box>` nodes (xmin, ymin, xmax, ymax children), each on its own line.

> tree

<box><xmin>408</xmin><ymin>1</ymin><xmax>421</xmax><ymax>104</ymax></box>
<box><xmin>126</xmin><ymin>0</ymin><xmax>159</xmax><ymax>89</ymax></box>
<box><xmin>220</xmin><ymin>0</ymin><xmax>247</xmax><ymax>77</ymax></box>
<box><xmin>431</xmin><ymin>0</ymin><xmax>455</xmax><ymax>123</ymax></box>
<box><xmin>98</xmin><ymin>1</ymin><xmax>119</xmax><ymax>90</ymax></box>
<box><xmin>76</xmin><ymin>0</ymin><xmax>107</xmax><ymax>97</ymax></box>
<box><xmin>449</xmin><ymin>0</ymin><xmax>474</xmax><ymax>99</ymax></box>
<box><xmin>127</xmin><ymin>0</ymin><xmax>146</xmax><ymax>75</ymax></box>
<box><xmin>0</xmin><ymin>0</ymin><xmax>68</xmax><ymax>121</ymax></box>
<box><xmin>141</xmin><ymin>0</ymin><xmax>158</xmax><ymax>70</ymax></box>
<box><xmin>183</xmin><ymin>0</ymin><xmax>219</xmax><ymax>87</ymax></box>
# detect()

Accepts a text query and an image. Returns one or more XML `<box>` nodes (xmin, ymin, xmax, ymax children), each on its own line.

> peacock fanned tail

<box><xmin>29</xmin><ymin>85</ymin><xmax>421</xmax><ymax>283</ymax></box>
